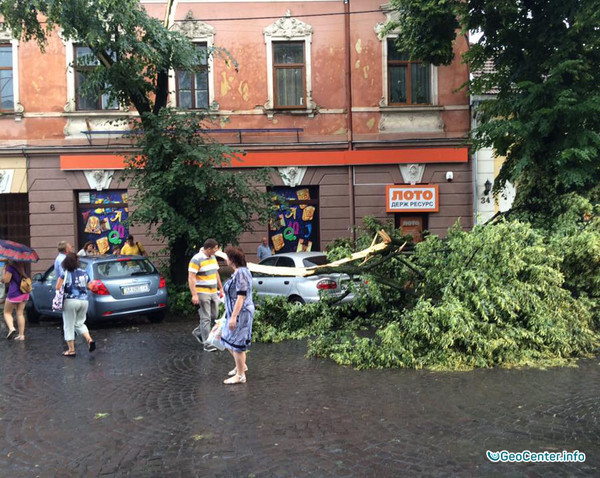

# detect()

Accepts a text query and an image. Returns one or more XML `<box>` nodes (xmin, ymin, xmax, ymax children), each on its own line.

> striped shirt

<box><xmin>188</xmin><ymin>249</ymin><xmax>219</xmax><ymax>294</ymax></box>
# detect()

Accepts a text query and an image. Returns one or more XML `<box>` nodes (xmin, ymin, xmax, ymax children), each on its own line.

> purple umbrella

<box><xmin>0</xmin><ymin>239</ymin><xmax>39</xmax><ymax>262</ymax></box>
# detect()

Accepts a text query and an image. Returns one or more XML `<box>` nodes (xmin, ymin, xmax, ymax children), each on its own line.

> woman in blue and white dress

<box><xmin>56</xmin><ymin>252</ymin><xmax>95</xmax><ymax>356</ymax></box>
<box><xmin>221</xmin><ymin>246</ymin><xmax>254</xmax><ymax>384</ymax></box>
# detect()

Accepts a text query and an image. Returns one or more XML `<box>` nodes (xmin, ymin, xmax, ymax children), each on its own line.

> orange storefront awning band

<box><xmin>60</xmin><ymin>147</ymin><xmax>468</xmax><ymax>170</ymax></box>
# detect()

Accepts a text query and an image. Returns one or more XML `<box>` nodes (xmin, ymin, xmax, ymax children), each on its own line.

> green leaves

<box><xmin>262</xmin><ymin>218</ymin><xmax>600</xmax><ymax>370</ymax></box>
<box><xmin>387</xmin><ymin>0</ymin><xmax>600</xmax><ymax>215</ymax></box>
<box><xmin>0</xmin><ymin>0</ymin><xmax>205</xmax><ymax>113</ymax></box>
<box><xmin>386</xmin><ymin>0</ymin><xmax>460</xmax><ymax>66</ymax></box>
<box><xmin>124</xmin><ymin>109</ymin><xmax>272</xmax><ymax>282</ymax></box>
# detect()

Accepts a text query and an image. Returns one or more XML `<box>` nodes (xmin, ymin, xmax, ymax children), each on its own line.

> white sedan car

<box><xmin>252</xmin><ymin>252</ymin><xmax>355</xmax><ymax>304</ymax></box>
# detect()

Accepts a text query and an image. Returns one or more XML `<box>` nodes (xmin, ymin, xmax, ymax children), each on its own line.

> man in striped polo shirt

<box><xmin>188</xmin><ymin>238</ymin><xmax>223</xmax><ymax>351</ymax></box>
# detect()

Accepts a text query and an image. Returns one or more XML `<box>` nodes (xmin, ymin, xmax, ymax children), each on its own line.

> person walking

<box><xmin>54</xmin><ymin>241</ymin><xmax>72</xmax><ymax>280</ymax></box>
<box><xmin>221</xmin><ymin>246</ymin><xmax>255</xmax><ymax>384</ymax></box>
<box><xmin>257</xmin><ymin>236</ymin><xmax>272</xmax><ymax>262</ymax></box>
<box><xmin>0</xmin><ymin>259</ymin><xmax>6</xmax><ymax>330</ymax></box>
<box><xmin>120</xmin><ymin>235</ymin><xmax>148</xmax><ymax>257</ymax></box>
<box><xmin>56</xmin><ymin>252</ymin><xmax>95</xmax><ymax>356</ymax></box>
<box><xmin>2</xmin><ymin>260</ymin><xmax>29</xmax><ymax>341</ymax></box>
<box><xmin>188</xmin><ymin>238</ymin><xmax>223</xmax><ymax>352</ymax></box>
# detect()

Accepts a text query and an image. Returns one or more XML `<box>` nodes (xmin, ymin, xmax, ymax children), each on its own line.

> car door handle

<box><xmin>284</xmin><ymin>281</ymin><xmax>290</xmax><ymax>285</ymax></box>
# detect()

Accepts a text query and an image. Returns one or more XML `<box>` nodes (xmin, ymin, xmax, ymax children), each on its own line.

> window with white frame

<box><xmin>386</xmin><ymin>38</ymin><xmax>431</xmax><ymax>105</ymax></box>
<box><xmin>0</xmin><ymin>44</ymin><xmax>13</xmax><ymax>111</ymax></box>
<box><xmin>375</xmin><ymin>7</ymin><xmax>439</xmax><ymax>109</ymax></box>
<box><xmin>0</xmin><ymin>27</ymin><xmax>21</xmax><ymax>115</ymax></box>
<box><xmin>170</xmin><ymin>13</ymin><xmax>216</xmax><ymax>110</ymax></box>
<box><xmin>74</xmin><ymin>45</ymin><xmax>118</xmax><ymax>111</ymax></box>
<box><xmin>176</xmin><ymin>43</ymin><xmax>209</xmax><ymax>109</ymax></box>
<box><xmin>273</xmin><ymin>41</ymin><xmax>305</xmax><ymax>108</ymax></box>
<box><xmin>263</xmin><ymin>11</ymin><xmax>315</xmax><ymax>116</ymax></box>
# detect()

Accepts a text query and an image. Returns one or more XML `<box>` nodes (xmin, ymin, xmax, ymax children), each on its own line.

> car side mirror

<box><xmin>33</xmin><ymin>273</ymin><xmax>43</xmax><ymax>281</ymax></box>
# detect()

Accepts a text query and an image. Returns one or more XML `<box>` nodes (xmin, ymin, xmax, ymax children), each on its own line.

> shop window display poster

<box><xmin>269</xmin><ymin>186</ymin><xmax>318</xmax><ymax>254</ymax></box>
<box><xmin>78</xmin><ymin>190</ymin><xmax>129</xmax><ymax>255</ymax></box>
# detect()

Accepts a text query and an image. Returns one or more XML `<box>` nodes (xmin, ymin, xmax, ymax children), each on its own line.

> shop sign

<box><xmin>386</xmin><ymin>185</ymin><xmax>439</xmax><ymax>212</ymax></box>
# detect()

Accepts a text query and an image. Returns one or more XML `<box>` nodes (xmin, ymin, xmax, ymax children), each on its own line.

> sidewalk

<box><xmin>0</xmin><ymin>316</ymin><xmax>598</xmax><ymax>477</ymax></box>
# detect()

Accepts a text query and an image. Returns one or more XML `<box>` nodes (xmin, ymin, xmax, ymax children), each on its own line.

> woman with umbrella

<box><xmin>3</xmin><ymin>260</ymin><xmax>29</xmax><ymax>340</ymax></box>
<box><xmin>0</xmin><ymin>239</ymin><xmax>39</xmax><ymax>341</ymax></box>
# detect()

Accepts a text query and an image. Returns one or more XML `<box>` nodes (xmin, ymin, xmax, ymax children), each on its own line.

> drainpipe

<box><xmin>471</xmin><ymin>99</ymin><xmax>479</xmax><ymax>225</ymax></box>
<box><xmin>344</xmin><ymin>0</ymin><xmax>356</xmax><ymax>241</ymax></box>
<box><xmin>164</xmin><ymin>0</ymin><xmax>178</xmax><ymax>28</ymax></box>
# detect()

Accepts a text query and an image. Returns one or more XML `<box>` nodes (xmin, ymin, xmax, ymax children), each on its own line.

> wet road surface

<box><xmin>0</xmin><ymin>316</ymin><xmax>598</xmax><ymax>477</ymax></box>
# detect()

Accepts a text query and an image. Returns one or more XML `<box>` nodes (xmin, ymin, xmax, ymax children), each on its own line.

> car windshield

<box><xmin>303</xmin><ymin>256</ymin><xmax>328</xmax><ymax>267</ymax></box>
<box><xmin>95</xmin><ymin>259</ymin><xmax>156</xmax><ymax>279</ymax></box>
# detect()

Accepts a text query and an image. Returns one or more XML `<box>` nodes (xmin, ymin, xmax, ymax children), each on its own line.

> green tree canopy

<box><xmin>386</xmin><ymin>0</ymin><xmax>600</xmax><ymax>218</ymax></box>
<box><xmin>126</xmin><ymin>110</ymin><xmax>270</xmax><ymax>281</ymax></box>
<box><xmin>0</xmin><ymin>0</ymin><xmax>270</xmax><ymax>281</ymax></box>
<box><xmin>0</xmin><ymin>0</ymin><xmax>203</xmax><ymax>114</ymax></box>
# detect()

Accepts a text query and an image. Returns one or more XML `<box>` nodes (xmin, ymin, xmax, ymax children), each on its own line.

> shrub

<box><xmin>166</xmin><ymin>281</ymin><xmax>197</xmax><ymax>318</ymax></box>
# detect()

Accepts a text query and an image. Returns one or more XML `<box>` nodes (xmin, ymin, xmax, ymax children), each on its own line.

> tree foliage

<box><xmin>255</xmin><ymin>218</ymin><xmax>600</xmax><ymax>370</ymax></box>
<box><xmin>0</xmin><ymin>0</ymin><xmax>269</xmax><ymax>282</ymax></box>
<box><xmin>125</xmin><ymin>110</ymin><xmax>270</xmax><ymax>281</ymax></box>
<box><xmin>386</xmin><ymin>0</ymin><xmax>600</xmax><ymax>217</ymax></box>
<box><xmin>0</xmin><ymin>0</ymin><xmax>206</xmax><ymax>114</ymax></box>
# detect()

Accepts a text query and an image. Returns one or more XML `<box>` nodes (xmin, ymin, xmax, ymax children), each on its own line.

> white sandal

<box><xmin>224</xmin><ymin>374</ymin><xmax>246</xmax><ymax>384</ymax></box>
<box><xmin>227</xmin><ymin>365</ymin><xmax>248</xmax><ymax>376</ymax></box>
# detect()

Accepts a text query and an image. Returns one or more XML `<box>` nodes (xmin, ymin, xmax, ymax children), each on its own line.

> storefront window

<box><xmin>268</xmin><ymin>186</ymin><xmax>319</xmax><ymax>253</ymax></box>
<box><xmin>77</xmin><ymin>190</ymin><xmax>129</xmax><ymax>255</ymax></box>
<box><xmin>395</xmin><ymin>214</ymin><xmax>427</xmax><ymax>243</ymax></box>
<box><xmin>0</xmin><ymin>193</ymin><xmax>30</xmax><ymax>246</ymax></box>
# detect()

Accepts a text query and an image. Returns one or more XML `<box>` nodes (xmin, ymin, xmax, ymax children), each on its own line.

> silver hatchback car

<box><xmin>252</xmin><ymin>252</ymin><xmax>355</xmax><ymax>305</ymax></box>
<box><xmin>26</xmin><ymin>255</ymin><xmax>168</xmax><ymax>323</ymax></box>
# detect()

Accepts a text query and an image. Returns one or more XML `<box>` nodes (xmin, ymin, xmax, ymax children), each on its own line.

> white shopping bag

<box><xmin>205</xmin><ymin>317</ymin><xmax>225</xmax><ymax>351</ymax></box>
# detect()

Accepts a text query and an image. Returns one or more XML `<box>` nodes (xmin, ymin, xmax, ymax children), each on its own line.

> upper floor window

<box><xmin>387</xmin><ymin>39</ymin><xmax>431</xmax><ymax>105</ymax></box>
<box><xmin>263</xmin><ymin>12</ymin><xmax>315</xmax><ymax>118</ymax></box>
<box><xmin>74</xmin><ymin>46</ymin><xmax>118</xmax><ymax>111</ymax></box>
<box><xmin>0</xmin><ymin>44</ymin><xmax>13</xmax><ymax>111</ymax></box>
<box><xmin>169</xmin><ymin>14</ymin><xmax>216</xmax><ymax>111</ymax></box>
<box><xmin>176</xmin><ymin>43</ymin><xmax>209</xmax><ymax>109</ymax></box>
<box><xmin>273</xmin><ymin>41</ymin><xmax>305</xmax><ymax>109</ymax></box>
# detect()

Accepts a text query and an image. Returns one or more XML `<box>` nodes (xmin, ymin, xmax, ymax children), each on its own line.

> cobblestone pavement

<box><xmin>0</xmin><ymin>316</ymin><xmax>598</xmax><ymax>477</ymax></box>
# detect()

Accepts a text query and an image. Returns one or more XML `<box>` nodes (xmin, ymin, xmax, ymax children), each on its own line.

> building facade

<box><xmin>0</xmin><ymin>1</ymin><xmax>471</xmax><ymax>273</ymax></box>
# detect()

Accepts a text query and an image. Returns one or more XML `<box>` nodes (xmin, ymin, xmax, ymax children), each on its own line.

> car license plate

<box><xmin>122</xmin><ymin>284</ymin><xmax>150</xmax><ymax>295</ymax></box>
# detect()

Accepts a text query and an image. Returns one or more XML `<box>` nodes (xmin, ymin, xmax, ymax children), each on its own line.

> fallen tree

<box><xmin>254</xmin><ymin>217</ymin><xmax>600</xmax><ymax>370</ymax></box>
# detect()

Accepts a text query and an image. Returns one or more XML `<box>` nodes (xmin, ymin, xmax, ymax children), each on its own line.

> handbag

<box><xmin>52</xmin><ymin>277</ymin><xmax>66</xmax><ymax>312</ymax></box>
<box><xmin>20</xmin><ymin>275</ymin><xmax>32</xmax><ymax>294</ymax></box>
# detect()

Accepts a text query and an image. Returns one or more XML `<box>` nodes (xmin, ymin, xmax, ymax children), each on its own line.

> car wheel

<box><xmin>148</xmin><ymin>311</ymin><xmax>166</xmax><ymax>323</ymax></box>
<box><xmin>288</xmin><ymin>295</ymin><xmax>305</xmax><ymax>305</ymax></box>
<box><xmin>26</xmin><ymin>300</ymin><xmax>41</xmax><ymax>323</ymax></box>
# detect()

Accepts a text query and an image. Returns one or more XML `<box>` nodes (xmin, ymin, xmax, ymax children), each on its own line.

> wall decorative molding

<box><xmin>0</xmin><ymin>169</ymin><xmax>14</xmax><ymax>193</ymax></box>
<box><xmin>278</xmin><ymin>166</ymin><xmax>307</xmax><ymax>187</ymax></box>
<box><xmin>400</xmin><ymin>164</ymin><xmax>425</xmax><ymax>185</ymax></box>
<box><xmin>172</xmin><ymin>11</ymin><xmax>216</xmax><ymax>38</ymax></box>
<box><xmin>264</xmin><ymin>10</ymin><xmax>313</xmax><ymax>39</ymax></box>
<box><xmin>84</xmin><ymin>170</ymin><xmax>114</xmax><ymax>191</ymax></box>
<box><xmin>0</xmin><ymin>25</ymin><xmax>14</xmax><ymax>41</ymax></box>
